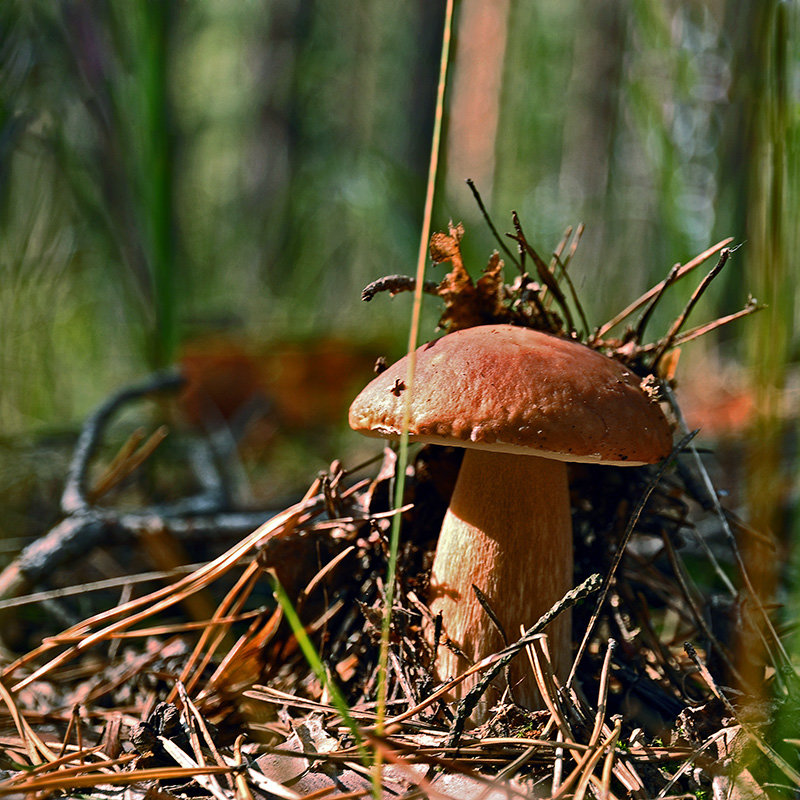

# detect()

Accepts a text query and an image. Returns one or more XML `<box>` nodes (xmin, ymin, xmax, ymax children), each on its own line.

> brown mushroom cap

<box><xmin>349</xmin><ymin>324</ymin><xmax>672</xmax><ymax>466</ymax></box>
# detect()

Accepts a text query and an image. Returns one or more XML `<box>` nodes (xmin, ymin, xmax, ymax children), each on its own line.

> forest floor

<box><xmin>0</xmin><ymin>227</ymin><xmax>794</xmax><ymax>799</ymax></box>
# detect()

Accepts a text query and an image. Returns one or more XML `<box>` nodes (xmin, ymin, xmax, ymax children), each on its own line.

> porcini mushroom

<box><xmin>349</xmin><ymin>324</ymin><xmax>672</xmax><ymax>715</ymax></box>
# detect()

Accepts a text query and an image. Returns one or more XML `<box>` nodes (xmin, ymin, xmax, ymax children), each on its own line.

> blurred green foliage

<box><xmin>0</xmin><ymin>0</ymin><xmax>444</xmax><ymax>434</ymax></box>
<box><xmin>0</xmin><ymin>0</ymin><xmax>797</xmax><ymax>457</ymax></box>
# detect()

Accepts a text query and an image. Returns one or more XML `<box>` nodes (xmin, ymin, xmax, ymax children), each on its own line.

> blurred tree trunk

<box><xmin>445</xmin><ymin>0</ymin><xmax>510</xmax><ymax>215</ymax></box>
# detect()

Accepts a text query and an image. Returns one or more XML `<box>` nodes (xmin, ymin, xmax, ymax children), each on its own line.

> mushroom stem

<box><xmin>428</xmin><ymin>448</ymin><xmax>573</xmax><ymax>715</ymax></box>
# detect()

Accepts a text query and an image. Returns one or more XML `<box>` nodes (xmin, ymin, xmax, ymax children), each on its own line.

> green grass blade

<box><xmin>267</xmin><ymin>571</ymin><xmax>367</xmax><ymax>763</ymax></box>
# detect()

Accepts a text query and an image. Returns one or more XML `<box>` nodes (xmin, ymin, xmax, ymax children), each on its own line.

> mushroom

<box><xmin>348</xmin><ymin>324</ymin><xmax>672</xmax><ymax>714</ymax></box>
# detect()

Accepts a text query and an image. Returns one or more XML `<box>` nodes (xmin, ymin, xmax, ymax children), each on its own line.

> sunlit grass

<box><xmin>268</xmin><ymin>571</ymin><xmax>367</xmax><ymax>759</ymax></box>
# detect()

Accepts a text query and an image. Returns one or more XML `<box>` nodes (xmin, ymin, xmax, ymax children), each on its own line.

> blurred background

<box><xmin>0</xmin><ymin>1</ymin><xmax>797</xmax><ymax>568</ymax></box>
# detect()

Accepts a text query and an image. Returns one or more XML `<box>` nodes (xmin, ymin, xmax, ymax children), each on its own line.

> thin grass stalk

<box><xmin>109</xmin><ymin>2</ymin><xmax>178</xmax><ymax>367</ymax></box>
<box><xmin>772</xmin><ymin>2</ymin><xmax>800</xmax><ymax>770</ymax></box>
<box><xmin>374</xmin><ymin>0</ymin><xmax>455</xmax><ymax>779</ymax></box>
<box><xmin>267</xmin><ymin>572</ymin><xmax>366</xmax><ymax>761</ymax></box>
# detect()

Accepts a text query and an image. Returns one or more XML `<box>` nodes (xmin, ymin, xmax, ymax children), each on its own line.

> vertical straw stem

<box><xmin>374</xmin><ymin>0</ymin><xmax>455</xmax><ymax>749</ymax></box>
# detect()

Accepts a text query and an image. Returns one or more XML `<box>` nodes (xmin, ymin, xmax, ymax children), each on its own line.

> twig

<box><xmin>685</xmin><ymin>642</ymin><xmax>800</xmax><ymax>787</ymax></box>
<box><xmin>508</xmin><ymin>212</ymin><xmax>575</xmax><ymax>332</ymax></box>
<box><xmin>61</xmin><ymin>371</ymin><xmax>184</xmax><ymax>514</ymax></box>
<box><xmin>641</xmin><ymin>298</ymin><xmax>764</xmax><ymax>352</ymax></box>
<box><xmin>0</xmin><ymin>508</ymin><xmax>282</xmax><ymax>602</ymax></box>
<box><xmin>566</xmin><ymin>431</ymin><xmax>697</xmax><ymax>689</ymax></box>
<box><xmin>593</xmin><ymin>238</ymin><xmax>733</xmax><ymax>340</ymax></box>
<box><xmin>465</xmin><ymin>178</ymin><xmax>520</xmax><ymax>268</ymax></box>
<box><xmin>553</xmin><ymin>223</ymin><xmax>591</xmax><ymax>335</ymax></box>
<box><xmin>650</xmin><ymin>246</ymin><xmax>737</xmax><ymax>369</ymax></box>
<box><xmin>635</xmin><ymin>264</ymin><xmax>680</xmax><ymax>344</ymax></box>
<box><xmin>660</xmin><ymin>529</ymin><xmax>745</xmax><ymax>688</ymax></box>
<box><xmin>447</xmin><ymin>573</ymin><xmax>603</xmax><ymax>746</ymax></box>
<box><xmin>361</xmin><ymin>275</ymin><xmax>440</xmax><ymax>302</ymax></box>
<box><xmin>4</xmin><ymin>498</ymin><xmax>311</xmax><ymax>689</ymax></box>
<box><xmin>664</xmin><ymin>384</ymin><xmax>790</xmax><ymax>672</ymax></box>
<box><xmin>0</xmin><ymin>368</ymin><xmax>257</xmax><ymax>602</ymax></box>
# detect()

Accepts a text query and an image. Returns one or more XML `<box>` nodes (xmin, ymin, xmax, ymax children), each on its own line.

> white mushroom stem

<box><xmin>427</xmin><ymin>448</ymin><xmax>573</xmax><ymax>716</ymax></box>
